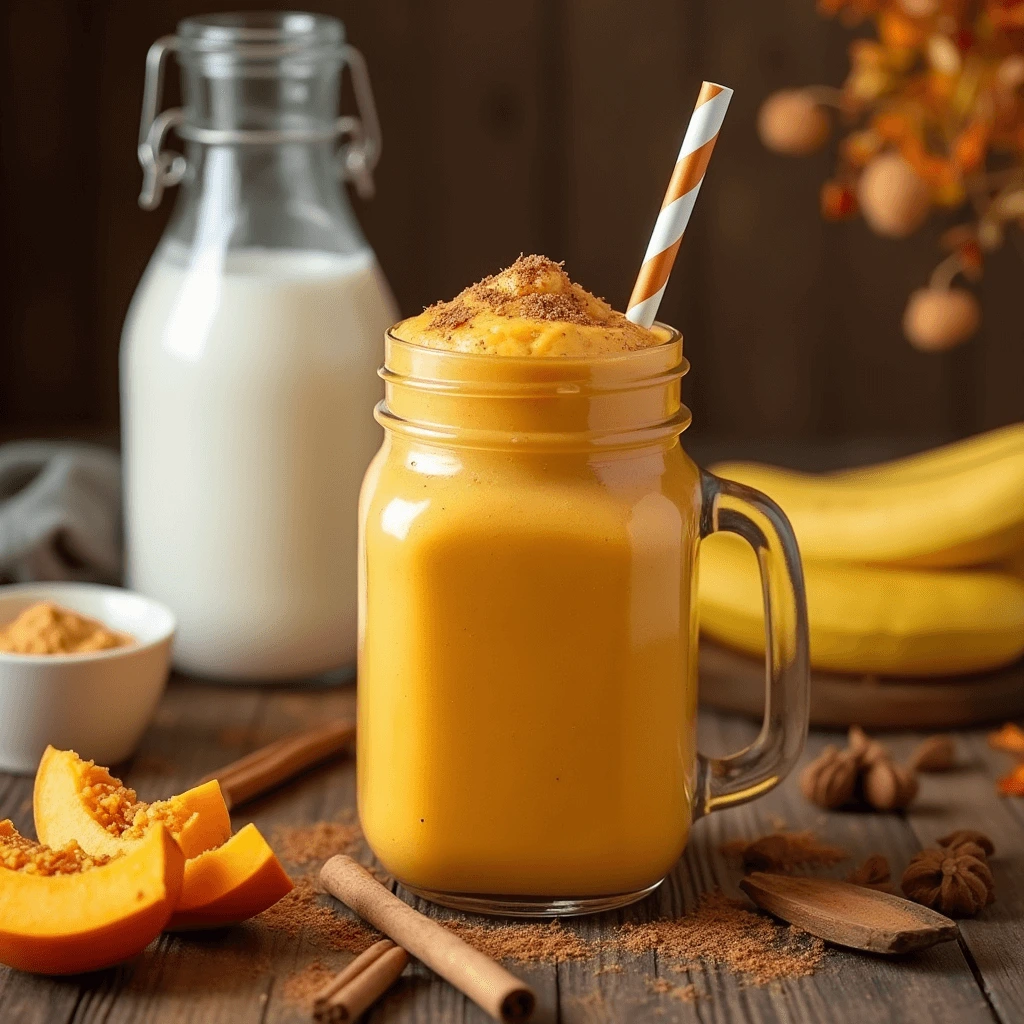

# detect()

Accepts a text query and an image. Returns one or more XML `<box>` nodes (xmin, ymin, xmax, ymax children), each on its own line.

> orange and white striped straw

<box><xmin>626</xmin><ymin>81</ymin><xmax>733</xmax><ymax>328</ymax></box>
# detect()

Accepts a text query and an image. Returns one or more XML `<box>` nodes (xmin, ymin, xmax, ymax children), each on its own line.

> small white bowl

<box><xmin>0</xmin><ymin>583</ymin><xmax>175</xmax><ymax>775</ymax></box>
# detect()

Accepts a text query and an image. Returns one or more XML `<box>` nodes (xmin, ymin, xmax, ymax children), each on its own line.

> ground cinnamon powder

<box><xmin>445</xmin><ymin>919</ymin><xmax>593</xmax><ymax>963</ymax></box>
<box><xmin>464</xmin><ymin>255</ymin><xmax>598</xmax><ymax>325</ymax></box>
<box><xmin>403</xmin><ymin>254</ymin><xmax>661</xmax><ymax>354</ymax></box>
<box><xmin>272</xmin><ymin>818</ymin><xmax>362</xmax><ymax>866</ymax></box>
<box><xmin>618</xmin><ymin>891</ymin><xmax>825</xmax><ymax>985</ymax></box>
<box><xmin>258</xmin><ymin>877</ymin><xmax>379</xmax><ymax>953</ymax></box>
<box><xmin>720</xmin><ymin>830</ymin><xmax>849</xmax><ymax>873</ymax></box>
<box><xmin>282</xmin><ymin>961</ymin><xmax>335</xmax><ymax>1006</ymax></box>
<box><xmin>446</xmin><ymin>889</ymin><xmax>825</xmax><ymax>985</ymax></box>
<box><xmin>647</xmin><ymin>977</ymin><xmax>698</xmax><ymax>1003</ymax></box>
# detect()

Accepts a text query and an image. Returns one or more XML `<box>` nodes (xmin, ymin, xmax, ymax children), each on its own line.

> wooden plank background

<box><xmin>1</xmin><ymin>0</ymin><xmax>1022</xmax><ymax>441</ymax></box>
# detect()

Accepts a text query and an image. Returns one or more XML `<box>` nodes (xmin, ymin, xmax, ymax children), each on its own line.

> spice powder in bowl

<box><xmin>0</xmin><ymin>602</ymin><xmax>133</xmax><ymax>655</ymax></box>
<box><xmin>0</xmin><ymin>583</ymin><xmax>174</xmax><ymax>774</ymax></box>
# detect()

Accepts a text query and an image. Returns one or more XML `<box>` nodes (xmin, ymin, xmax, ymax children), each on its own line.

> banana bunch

<box><xmin>700</xmin><ymin>422</ymin><xmax>1024</xmax><ymax>676</ymax></box>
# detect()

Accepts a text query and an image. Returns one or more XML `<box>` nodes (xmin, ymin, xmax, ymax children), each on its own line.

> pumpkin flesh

<box><xmin>34</xmin><ymin>746</ymin><xmax>230</xmax><ymax>860</ymax></box>
<box><xmin>168</xmin><ymin>823</ymin><xmax>293</xmax><ymax>930</ymax></box>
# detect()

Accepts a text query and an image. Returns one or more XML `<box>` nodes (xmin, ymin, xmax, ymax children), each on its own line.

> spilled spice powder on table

<box><xmin>618</xmin><ymin>891</ymin><xmax>825</xmax><ymax>985</ymax></box>
<box><xmin>153</xmin><ymin>944</ymin><xmax>270</xmax><ymax>996</ymax></box>
<box><xmin>258</xmin><ymin>877</ymin><xmax>379</xmax><ymax>953</ymax></box>
<box><xmin>570</xmin><ymin>991</ymin><xmax>609</xmax><ymax>1015</ymax></box>
<box><xmin>272</xmin><ymin>817</ymin><xmax>362</xmax><ymax>866</ymax></box>
<box><xmin>445</xmin><ymin>890</ymin><xmax>825</xmax><ymax>986</ymax></box>
<box><xmin>445</xmin><ymin>919</ymin><xmax>593</xmax><ymax>962</ymax></box>
<box><xmin>647</xmin><ymin>977</ymin><xmax>698</xmax><ymax>1003</ymax></box>
<box><xmin>720</xmin><ymin>830</ymin><xmax>849</xmax><ymax>873</ymax></box>
<box><xmin>282</xmin><ymin>961</ymin><xmax>335</xmax><ymax>1007</ymax></box>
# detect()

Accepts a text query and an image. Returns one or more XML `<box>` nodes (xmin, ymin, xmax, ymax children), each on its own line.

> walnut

<box><xmin>863</xmin><ymin>759</ymin><xmax>919</xmax><ymax>811</ymax></box>
<box><xmin>846</xmin><ymin>853</ymin><xmax>892</xmax><ymax>890</ymax></box>
<box><xmin>800</xmin><ymin>746</ymin><xmax>859</xmax><ymax>809</ymax></box>
<box><xmin>901</xmin><ymin>845</ymin><xmax>995</xmax><ymax>917</ymax></box>
<box><xmin>938</xmin><ymin>829</ymin><xmax>995</xmax><ymax>857</ymax></box>
<box><xmin>799</xmin><ymin>727</ymin><xmax>921</xmax><ymax>813</ymax></box>
<box><xmin>909</xmin><ymin>734</ymin><xmax>957</xmax><ymax>772</ymax></box>
<box><xmin>848</xmin><ymin>725</ymin><xmax>889</xmax><ymax>768</ymax></box>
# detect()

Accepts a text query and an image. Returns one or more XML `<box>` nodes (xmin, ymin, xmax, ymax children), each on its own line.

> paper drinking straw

<box><xmin>626</xmin><ymin>81</ymin><xmax>733</xmax><ymax>328</ymax></box>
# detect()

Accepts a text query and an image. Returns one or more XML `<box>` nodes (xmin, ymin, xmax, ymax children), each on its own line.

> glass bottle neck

<box><xmin>158</xmin><ymin>14</ymin><xmax>368</xmax><ymax>263</ymax></box>
<box><xmin>180</xmin><ymin>41</ymin><xmax>342</xmax><ymax>135</ymax></box>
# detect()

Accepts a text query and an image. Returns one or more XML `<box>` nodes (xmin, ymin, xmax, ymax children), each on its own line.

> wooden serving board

<box><xmin>699</xmin><ymin>641</ymin><xmax>1024</xmax><ymax>730</ymax></box>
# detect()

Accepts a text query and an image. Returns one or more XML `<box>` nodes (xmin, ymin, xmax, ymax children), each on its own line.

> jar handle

<box><xmin>692</xmin><ymin>470</ymin><xmax>810</xmax><ymax>817</ymax></box>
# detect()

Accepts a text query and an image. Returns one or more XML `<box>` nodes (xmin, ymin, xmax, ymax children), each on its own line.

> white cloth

<box><xmin>0</xmin><ymin>441</ymin><xmax>121</xmax><ymax>584</ymax></box>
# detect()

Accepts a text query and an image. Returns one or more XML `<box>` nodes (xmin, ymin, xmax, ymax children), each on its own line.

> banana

<box><xmin>710</xmin><ymin>423</ymin><xmax>1024</xmax><ymax>568</ymax></box>
<box><xmin>699</xmin><ymin>532</ymin><xmax>1024</xmax><ymax>677</ymax></box>
<box><xmin>715</xmin><ymin>421</ymin><xmax>1024</xmax><ymax>489</ymax></box>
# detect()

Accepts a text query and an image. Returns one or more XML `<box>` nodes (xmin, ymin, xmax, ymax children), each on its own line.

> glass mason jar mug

<box><xmin>358</xmin><ymin>326</ymin><xmax>810</xmax><ymax>916</ymax></box>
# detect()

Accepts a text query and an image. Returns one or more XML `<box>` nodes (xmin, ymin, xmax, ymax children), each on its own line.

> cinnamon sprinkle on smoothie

<box><xmin>398</xmin><ymin>255</ymin><xmax>665</xmax><ymax>356</ymax></box>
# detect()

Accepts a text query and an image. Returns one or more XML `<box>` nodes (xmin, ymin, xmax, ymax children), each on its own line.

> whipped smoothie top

<box><xmin>393</xmin><ymin>255</ymin><xmax>665</xmax><ymax>357</ymax></box>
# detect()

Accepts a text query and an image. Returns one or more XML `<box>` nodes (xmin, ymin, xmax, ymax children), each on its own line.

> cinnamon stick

<box><xmin>313</xmin><ymin>939</ymin><xmax>409</xmax><ymax>1023</ymax></box>
<box><xmin>202</xmin><ymin>720</ymin><xmax>356</xmax><ymax>809</ymax></box>
<box><xmin>320</xmin><ymin>856</ymin><xmax>535</xmax><ymax>1023</ymax></box>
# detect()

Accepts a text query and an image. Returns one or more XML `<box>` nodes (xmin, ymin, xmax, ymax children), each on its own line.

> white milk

<box><xmin>121</xmin><ymin>246</ymin><xmax>397</xmax><ymax>680</ymax></box>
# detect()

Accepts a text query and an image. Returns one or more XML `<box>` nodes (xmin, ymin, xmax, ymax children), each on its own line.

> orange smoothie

<box><xmin>358</xmin><ymin>257</ymin><xmax>702</xmax><ymax>902</ymax></box>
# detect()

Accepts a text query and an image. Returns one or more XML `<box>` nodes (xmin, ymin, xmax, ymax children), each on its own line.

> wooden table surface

<box><xmin>1</xmin><ymin>675</ymin><xmax>1022</xmax><ymax>1024</ymax></box>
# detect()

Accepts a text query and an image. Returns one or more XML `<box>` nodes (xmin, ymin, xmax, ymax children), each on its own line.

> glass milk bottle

<box><xmin>121</xmin><ymin>13</ymin><xmax>397</xmax><ymax>681</ymax></box>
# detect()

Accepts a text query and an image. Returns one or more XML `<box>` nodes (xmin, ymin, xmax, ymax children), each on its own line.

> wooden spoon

<box><xmin>740</xmin><ymin>873</ymin><xmax>958</xmax><ymax>954</ymax></box>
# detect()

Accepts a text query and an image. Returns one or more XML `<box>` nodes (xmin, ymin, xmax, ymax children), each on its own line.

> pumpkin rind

<box><xmin>0</xmin><ymin>822</ymin><xmax>184</xmax><ymax>974</ymax></box>
<box><xmin>167</xmin><ymin>823</ymin><xmax>293</xmax><ymax>930</ymax></box>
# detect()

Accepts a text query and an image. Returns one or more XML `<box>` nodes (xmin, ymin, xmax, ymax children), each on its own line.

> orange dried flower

<box><xmin>990</xmin><ymin>3</ymin><xmax>1024</xmax><ymax>31</ymax></box>
<box><xmin>821</xmin><ymin>180</ymin><xmax>859</xmax><ymax>219</ymax></box>
<box><xmin>927</xmin><ymin>70</ymin><xmax>957</xmax><ymax>103</ymax></box>
<box><xmin>953</xmin><ymin>121</ymin><xmax>992</xmax><ymax>172</ymax></box>
<box><xmin>764</xmin><ymin>0</ymin><xmax>1024</xmax><ymax>347</ymax></box>
<box><xmin>879</xmin><ymin>9</ymin><xmax>925</xmax><ymax>50</ymax></box>
<box><xmin>997</xmin><ymin>762</ymin><xmax>1024</xmax><ymax>796</ymax></box>
<box><xmin>957</xmin><ymin>239</ymin><xmax>985</xmax><ymax>276</ymax></box>
<box><xmin>842</xmin><ymin>129</ymin><xmax>883</xmax><ymax>166</ymax></box>
<box><xmin>873</xmin><ymin>110</ymin><xmax>914</xmax><ymax>142</ymax></box>
<box><xmin>988</xmin><ymin>722</ymin><xmax>1024</xmax><ymax>755</ymax></box>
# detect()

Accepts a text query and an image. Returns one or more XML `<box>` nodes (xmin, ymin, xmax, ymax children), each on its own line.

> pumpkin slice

<box><xmin>0</xmin><ymin>818</ymin><xmax>184</xmax><ymax>974</ymax></box>
<box><xmin>34</xmin><ymin>746</ymin><xmax>230</xmax><ymax>861</ymax></box>
<box><xmin>167</xmin><ymin>823</ymin><xmax>293</xmax><ymax>930</ymax></box>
